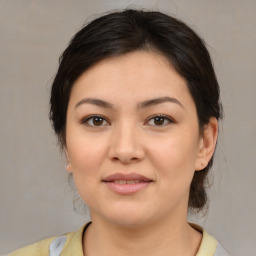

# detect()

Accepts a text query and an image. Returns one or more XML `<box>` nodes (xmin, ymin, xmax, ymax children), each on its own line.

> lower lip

<box><xmin>103</xmin><ymin>181</ymin><xmax>152</xmax><ymax>195</ymax></box>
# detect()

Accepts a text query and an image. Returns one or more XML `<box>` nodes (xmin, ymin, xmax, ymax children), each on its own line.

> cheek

<box><xmin>67</xmin><ymin>130</ymin><xmax>107</xmax><ymax>172</ymax></box>
<box><xmin>66</xmin><ymin>132</ymin><xmax>107</xmax><ymax>202</ymax></box>
<box><xmin>149</xmin><ymin>131</ymin><xmax>199</xmax><ymax>180</ymax></box>
<box><xmin>68</xmin><ymin>137</ymin><xmax>106</xmax><ymax>205</ymax></box>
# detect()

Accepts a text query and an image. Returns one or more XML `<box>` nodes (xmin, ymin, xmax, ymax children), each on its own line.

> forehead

<box><xmin>81</xmin><ymin>50</ymin><xmax>175</xmax><ymax>83</ymax></box>
<box><xmin>69</xmin><ymin>51</ymin><xmax>194</xmax><ymax>110</ymax></box>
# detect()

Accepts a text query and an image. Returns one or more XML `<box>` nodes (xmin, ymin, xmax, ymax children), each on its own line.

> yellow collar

<box><xmin>190</xmin><ymin>223</ymin><xmax>218</xmax><ymax>256</ymax></box>
<box><xmin>63</xmin><ymin>222</ymin><xmax>218</xmax><ymax>256</ymax></box>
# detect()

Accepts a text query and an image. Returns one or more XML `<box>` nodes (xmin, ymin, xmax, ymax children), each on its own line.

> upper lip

<box><xmin>102</xmin><ymin>172</ymin><xmax>153</xmax><ymax>182</ymax></box>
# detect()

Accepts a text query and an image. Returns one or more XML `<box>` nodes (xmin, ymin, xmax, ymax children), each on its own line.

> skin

<box><xmin>65</xmin><ymin>50</ymin><xmax>218</xmax><ymax>256</ymax></box>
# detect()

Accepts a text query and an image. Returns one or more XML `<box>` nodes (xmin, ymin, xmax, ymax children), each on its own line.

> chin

<box><xmin>91</xmin><ymin>203</ymin><xmax>152</xmax><ymax>228</ymax></box>
<box><xmin>109</xmin><ymin>215</ymin><xmax>149</xmax><ymax>228</ymax></box>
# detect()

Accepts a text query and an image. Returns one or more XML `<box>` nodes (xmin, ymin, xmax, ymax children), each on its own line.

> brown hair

<box><xmin>49</xmin><ymin>9</ymin><xmax>222</xmax><ymax>211</ymax></box>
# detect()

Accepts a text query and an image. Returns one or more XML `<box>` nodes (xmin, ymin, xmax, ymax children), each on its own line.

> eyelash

<box><xmin>81</xmin><ymin>114</ymin><xmax>175</xmax><ymax>128</ymax></box>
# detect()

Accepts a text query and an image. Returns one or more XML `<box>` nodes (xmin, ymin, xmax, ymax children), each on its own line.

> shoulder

<box><xmin>8</xmin><ymin>223</ymin><xmax>89</xmax><ymax>256</ymax></box>
<box><xmin>8</xmin><ymin>236</ymin><xmax>56</xmax><ymax>256</ymax></box>
<box><xmin>214</xmin><ymin>243</ymin><xmax>230</xmax><ymax>256</ymax></box>
<box><xmin>189</xmin><ymin>223</ymin><xmax>230</xmax><ymax>256</ymax></box>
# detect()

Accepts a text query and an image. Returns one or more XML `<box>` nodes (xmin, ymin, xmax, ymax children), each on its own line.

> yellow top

<box><xmin>9</xmin><ymin>222</ymin><xmax>226</xmax><ymax>256</ymax></box>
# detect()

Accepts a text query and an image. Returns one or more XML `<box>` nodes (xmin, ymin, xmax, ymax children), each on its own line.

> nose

<box><xmin>108</xmin><ymin>123</ymin><xmax>145</xmax><ymax>164</ymax></box>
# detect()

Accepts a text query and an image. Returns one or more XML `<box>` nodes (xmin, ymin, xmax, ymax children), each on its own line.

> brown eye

<box><xmin>147</xmin><ymin>115</ymin><xmax>173</xmax><ymax>126</ymax></box>
<box><xmin>82</xmin><ymin>115</ymin><xmax>109</xmax><ymax>127</ymax></box>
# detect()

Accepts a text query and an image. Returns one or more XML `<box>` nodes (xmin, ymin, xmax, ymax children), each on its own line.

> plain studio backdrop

<box><xmin>0</xmin><ymin>1</ymin><xmax>255</xmax><ymax>255</ymax></box>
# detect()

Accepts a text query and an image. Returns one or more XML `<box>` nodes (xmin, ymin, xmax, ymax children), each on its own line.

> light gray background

<box><xmin>0</xmin><ymin>1</ymin><xmax>255</xmax><ymax>255</ymax></box>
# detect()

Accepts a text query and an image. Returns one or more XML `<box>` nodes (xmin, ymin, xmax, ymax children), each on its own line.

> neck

<box><xmin>83</xmin><ymin>216</ymin><xmax>202</xmax><ymax>256</ymax></box>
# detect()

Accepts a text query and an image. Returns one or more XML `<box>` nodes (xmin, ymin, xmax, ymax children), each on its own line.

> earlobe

<box><xmin>65</xmin><ymin>149</ymin><xmax>72</xmax><ymax>173</ymax></box>
<box><xmin>66</xmin><ymin>161</ymin><xmax>72</xmax><ymax>173</ymax></box>
<box><xmin>195</xmin><ymin>117</ymin><xmax>218</xmax><ymax>171</ymax></box>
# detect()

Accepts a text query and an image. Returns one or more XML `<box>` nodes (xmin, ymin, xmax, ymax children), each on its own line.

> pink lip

<box><xmin>102</xmin><ymin>172</ymin><xmax>153</xmax><ymax>195</ymax></box>
<box><xmin>103</xmin><ymin>172</ymin><xmax>152</xmax><ymax>182</ymax></box>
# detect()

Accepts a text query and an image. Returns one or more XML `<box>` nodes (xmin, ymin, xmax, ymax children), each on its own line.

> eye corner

<box><xmin>146</xmin><ymin>114</ymin><xmax>175</xmax><ymax>127</ymax></box>
<box><xmin>81</xmin><ymin>114</ymin><xmax>110</xmax><ymax>128</ymax></box>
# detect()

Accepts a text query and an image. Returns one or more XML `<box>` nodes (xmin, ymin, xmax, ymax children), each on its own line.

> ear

<box><xmin>65</xmin><ymin>148</ymin><xmax>72</xmax><ymax>173</ymax></box>
<box><xmin>195</xmin><ymin>117</ymin><xmax>219</xmax><ymax>171</ymax></box>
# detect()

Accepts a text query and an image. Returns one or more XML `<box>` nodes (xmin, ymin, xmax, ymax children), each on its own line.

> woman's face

<box><xmin>66</xmin><ymin>51</ymin><xmax>209</xmax><ymax>227</ymax></box>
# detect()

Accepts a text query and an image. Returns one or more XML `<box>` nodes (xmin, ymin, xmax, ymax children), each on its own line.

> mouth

<box><xmin>102</xmin><ymin>173</ymin><xmax>153</xmax><ymax>195</ymax></box>
<box><xmin>109</xmin><ymin>180</ymin><xmax>143</xmax><ymax>184</ymax></box>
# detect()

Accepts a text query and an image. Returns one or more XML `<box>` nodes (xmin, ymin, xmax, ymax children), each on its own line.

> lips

<box><xmin>103</xmin><ymin>173</ymin><xmax>152</xmax><ymax>182</ymax></box>
<box><xmin>102</xmin><ymin>173</ymin><xmax>153</xmax><ymax>195</ymax></box>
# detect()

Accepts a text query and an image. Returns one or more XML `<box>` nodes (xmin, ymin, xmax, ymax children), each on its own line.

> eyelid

<box><xmin>81</xmin><ymin>114</ymin><xmax>110</xmax><ymax>127</ymax></box>
<box><xmin>81</xmin><ymin>114</ymin><xmax>175</xmax><ymax>128</ymax></box>
<box><xmin>145</xmin><ymin>114</ymin><xmax>175</xmax><ymax>126</ymax></box>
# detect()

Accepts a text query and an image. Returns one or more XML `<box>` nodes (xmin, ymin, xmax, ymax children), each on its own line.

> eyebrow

<box><xmin>75</xmin><ymin>96</ymin><xmax>184</xmax><ymax>110</ymax></box>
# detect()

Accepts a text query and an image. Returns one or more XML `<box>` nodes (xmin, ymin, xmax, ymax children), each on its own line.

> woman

<box><xmin>9</xmin><ymin>9</ymin><xmax>228</xmax><ymax>256</ymax></box>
